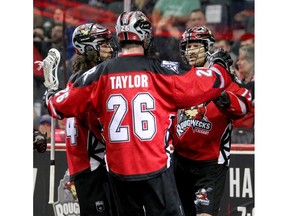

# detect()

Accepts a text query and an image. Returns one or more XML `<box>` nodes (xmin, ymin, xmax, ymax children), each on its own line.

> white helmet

<box><xmin>72</xmin><ymin>23</ymin><xmax>117</xmax><ymax>56</ymax></box>
<box><xmin>115</xmin><ymin>11</ymin><xmax>153</xmax><ymax>51</ymax></box>
<box><xmin>179</xmin><ymin>26</ymin><xmax>215</xmax><ymax>65</ymax></box>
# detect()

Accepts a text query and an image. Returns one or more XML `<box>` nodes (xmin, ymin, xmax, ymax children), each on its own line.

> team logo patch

<box><xmin>53</xmin><ymin>170</ymin><xmax>80</xmax><ymax>216</ymax></box>
<box><xmin>194</xmin><ymin>187</ymin><xmax>213</xmax><ymax>206</ymax></box>
<box><xmin>161</xmin><ymin>60</ymin><xmax>179</xmax><ymax>74</ymax></box>
<box><xmin>176</xmin><ymin>104</ymin><xmax>212</xmax><ymax>137</ymax></box>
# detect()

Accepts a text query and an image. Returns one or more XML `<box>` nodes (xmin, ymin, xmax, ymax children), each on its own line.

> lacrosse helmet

<box><xmin>180</xmin><ymin>26</ymin><xmax>215</xmax><ymax>64</ymax></box>
<box><xmin>115</xmin><ymin>11</ymin><xmax>153</xmax><ymax>52</ymax></box>
<box><xmin>72</xmin><ymin>23</ymin><xmax>117</xmax><ymax>57</ymax></box>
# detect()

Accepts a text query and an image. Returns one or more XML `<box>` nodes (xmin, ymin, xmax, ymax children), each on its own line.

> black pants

<box><xmin>174</xmin><ymin>152</ymin><xmax>228</xmax><ymax>216</ymax></box>
<box><xmin>74</xmin><ymin>165</ymin><xmax>117</xmax><ymax>216</ymax></box>
<box><xmin>109</xmin><ymin>167</ymin><xmax>185</xmax><ymax>216</ymax></box>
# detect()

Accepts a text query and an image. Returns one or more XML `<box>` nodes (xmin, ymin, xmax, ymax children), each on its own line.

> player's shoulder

<box><xmin>151</xmin><ymin>58</ymin><xmax>188</xmax><ymax>75</ymax></box>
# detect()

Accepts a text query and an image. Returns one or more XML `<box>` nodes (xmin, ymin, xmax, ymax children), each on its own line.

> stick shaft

<box><xmin>48</xmin><ymin>165</ymin><xmax>55</xmax><ymax>204</ymax></box>
<box><xmin>48</xmin><ymin>117</ymin><xmax>56</xmax><ymax>204</ymax></box>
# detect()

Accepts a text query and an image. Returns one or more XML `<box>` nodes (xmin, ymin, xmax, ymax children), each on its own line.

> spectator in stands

<box><xmin>88</xmin><ymin>0</ymin><xmax>107</xmax><ymax>9</ymax></box>
<box><xmin>42</xmin><ymin>6</ymin><xmax>65</xmax><ymax>39</ymax></box>
<box><xmin>131</xmin><ymin>0</ymin><xmax>157</xmax><ymax>19</ymax></box>
<box><xmin>214</xmin><ymin>36</ymin><xmax>238</xmax><ymax>67</ymax></box>
<box><xmin>234</xmin><ymin>9</ymin><xmax>254</xmax><ymax>33</ymax></box>
<box><xmin>152</xmin><ymin>0</ymin><xmax>200</xmax><ymax>29</ymax></box>
<box><xmin>34</xmin><ymin>6</ymin><xmax>43</xmax><ymax>28</ymax></box>
<box><xmin>185</xmin><ymin>8</ymin><xmax>206</xmax><ymax>29</ymax></box>
<box><xmin>236</xmin><ymin>45</ymin><xmax>254</xmax><ymax>88</ymax></box>
<box><xmin>240</xmin><ymin>33</ymin><xmax>254</xmax><ymax>47</ymax></box>
<box><xmin>41</xmin><ymin>23</ymin><xmax>69</xmax><ymax>89</ymax></box>
<box><xmin>65</xmin><ymin>7</ymin><xmax>83</xmax><ymax>62</ymax></box>
<box><xmin>54</xmin><ymin>7</ymin><xmax>65</xmax><ymax>25</ymax></box>
<box><xmin>232</xmin><ymin>45</ymin><xmax>255</xmax><ymax>143</ymax></box>
<box><xmin>42</xmin><ymin>24</ymin><xmax>64</xmax><ymax>54</ymax></box>
<box><xmin>151</xmin><ymin>0</ymin><xmax>201</xmax><ymax>61</ymax></box>
<box><xmin>33</xmin><ymin>28</ymin><xmax>46</xmax><ymax>102</ymax></box>
<box><xmin>33</xmin><ymin>7</ymin><xmax>47</xmax><ymax>102</ymax></box>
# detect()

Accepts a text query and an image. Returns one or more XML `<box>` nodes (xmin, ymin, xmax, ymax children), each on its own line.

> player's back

<box><xmin>92</xmin><ymin>54</ymin><xmax>179</xmax><ymax>180</ymax></box>
<box><xmin>89</xmin><ymin>54</ymin><xmax>227</xmax><ymax>180</ymax></box>
<box><xmin>52</xmin><ymin>53</ymin><xmax>232</xmax><ymax>180</ymax></box>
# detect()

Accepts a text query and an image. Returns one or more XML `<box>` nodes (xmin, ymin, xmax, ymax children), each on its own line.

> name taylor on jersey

<box><xmin>110</xmin><ymin>74</ymin><xmax>148</xmax><ymax>89</ymax></box>
<box><xmin>176</xmin><ymin>104</ymin><xmax>212</xmax><ymax>137</ymax></box>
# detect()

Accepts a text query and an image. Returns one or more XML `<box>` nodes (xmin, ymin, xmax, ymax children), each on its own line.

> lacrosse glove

<box><xmin>33</xmin><ymin>129</ymin><xmax>47</xmax><ymax>153</ymax></box>
<box><xmin>207</xmin><ymin>48</ymin><xmax>233</xmax><ymax>70</ymax></box>
<box><xmin>43</xmin><ymin>89</ymin><xmax>57</xmax><ymax>109</ymax></box>
<box><xmin>213</xmin><ymin>91</ymin><xmax>231</xmax><ymax>109</ymax></box>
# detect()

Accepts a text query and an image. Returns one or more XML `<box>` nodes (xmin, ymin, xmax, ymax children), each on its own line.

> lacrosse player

<box><xmin>45</xmin><ymin>23</ymin><xmax>118</xmax><ymax>216</ymax></box>
<box><xmin>170</xmin><ymin>26</ymin><xmax>253</xmax><ymax>216</ymax></box>
<box><xmin>44</xmin><ymin>11</ymin><xmax>235</xmax><ymax>216</ymax></box>
<box><xmin>66</xmin><ymin>23</ymin><xmax>118</xmax><ymax>216</ymax></box>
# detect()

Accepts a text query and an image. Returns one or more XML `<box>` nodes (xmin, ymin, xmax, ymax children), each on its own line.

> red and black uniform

<box><xmin>47</xmin><ymin>54</ymin><xmax>232</xmax><ymax>216</ymax></box>
<box><xmin>63</xmin><ymin>72</ymin><xmax>115</xmax><ymax>216</ymax></box>
<box><xmin>171</xmin><ymin>81</ymin><xmax>252</xmax><ymax>215</ymax></box>
<box><xmin>64</xmin><ymin>73</ymin><xmax>105</xmax><ymax>181</ymax></box>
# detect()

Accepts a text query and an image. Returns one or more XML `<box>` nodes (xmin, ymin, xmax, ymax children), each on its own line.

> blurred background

<box><xmin>33</xmin><ymin>0</ymin><xmax>255</xmax><ymax>145</ymax></box>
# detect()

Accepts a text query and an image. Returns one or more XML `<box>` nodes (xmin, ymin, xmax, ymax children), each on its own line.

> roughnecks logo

<box><xmin>53</xmin><ymin>170</ymin><xmax>80</xmax><ymax>216</ymax></box>
<box><xmin>176</xmin><ymin>105</ymin><xmax>212</xmax><ymax>136</ymax></box>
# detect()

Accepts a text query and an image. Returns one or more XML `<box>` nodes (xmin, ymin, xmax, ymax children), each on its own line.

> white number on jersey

<box><xmin>66</xmin><ymin>117</ymin><xmax>78</xmax><ymax>145</ymax></box>
<box><xmin>107</xmin><ymin>93</ymin><xmax>156</xmax><ymax>142</ymax></box>
<box><xmin>196</xmin><ymin>69</ymin><xmax>213</xmax><ymax>77</ymax></box>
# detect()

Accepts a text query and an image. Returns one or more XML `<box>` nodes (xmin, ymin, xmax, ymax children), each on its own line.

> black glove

<box><xmin>213</xmin><ymin>91</ymin><xmax>230</xmax><ymax>109</ymax></box>
<box><xmin>43</xmin><ymin>89</ymin><xmax>57</xmax><ymax>109</ymax></box>
<box><xmin>33</xmin><ymin>129</ymin><xmax>47</xmax><ymax>153</ymax></box>
<box><xmin>207</xmin><ymin>48</ymin><xmax>233</xmax><ymax>68</ymax></box>
<box><xmin>207</xmin><ymin>48</ymin><xmax>240</xmax><ymax>83</ymax></box>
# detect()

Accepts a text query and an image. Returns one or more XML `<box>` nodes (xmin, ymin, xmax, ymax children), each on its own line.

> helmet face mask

<box><xmin>180</xmin><ymin>26</ymin><xmax>215</xmax><ymax>66</ymax></box>
<box><xmin>184</xmin><ymin>43</ymin><xmax>206</xmax><ymax>66</ymax></box>
<box><xmin>115</xmin><ymin>11</ymin><xmax>153</xmax><ymax>52</ymax></box>
<box><xmin>72</xmin><ymin>23</ymin><xmax>117</xmax><ymax>61</ymax></box>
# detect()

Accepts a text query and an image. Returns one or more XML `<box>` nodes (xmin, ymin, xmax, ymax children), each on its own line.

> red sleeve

<box><xmin>216</xmin><ymin>82</ymin><xmax>253</xmax><ymax>120</ymax></box>
<box><xmin>47</xmin><ymin>83</ymin><xmax>96</xmax><ymax>119</ymax></box>
<box><xmin>174</xmin><ymin>64</ymin><xmax>232</xmax><ymax>108</ymax></box>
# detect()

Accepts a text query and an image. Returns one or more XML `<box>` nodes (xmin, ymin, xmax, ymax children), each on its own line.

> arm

<box><xmin>174</xmin><ymin>63</ymin><xmax>233</xmax><ymax>108</ymax></box>
<box><xmin>213</xmin><ymin>83</ymin><xmax>253</xmax><ymax>120</ymax></box>
<box><xmin>44</xmin><ymin>68</ymin><xmax>98</xmax><ymax>119</ymax></box>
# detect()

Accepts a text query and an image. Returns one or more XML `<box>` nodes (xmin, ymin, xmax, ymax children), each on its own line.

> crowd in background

<box><xmin>33</xmin><ymin>0</ymin><xmax>255</xmax><ymax>144</ymax></box>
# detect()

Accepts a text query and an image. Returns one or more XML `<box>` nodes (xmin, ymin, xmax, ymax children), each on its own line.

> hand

<box><xmin>206</xmin><ymin>48</ymin><xmax>233</xmax><ymax>69</ymax></box>
<box><xmin>213</xmin><ymin>91</ymin><xmax>230</xmax><ymax>109</ymax></box>
<box><xmin>33</xmin><ymin>129</ymin><xmax>47</xmax><ymax>153</ymax></box>
<box><xmin>207</xmin><ymin>49</ymin><xmax>240</xmax><ymax>83</ymax></box>
<box><xmin>43</xmin><ymin>89</ymin><xmax>57</xmax><ymax>109</ymax></box>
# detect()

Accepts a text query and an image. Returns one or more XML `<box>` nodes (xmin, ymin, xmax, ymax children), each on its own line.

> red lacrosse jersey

<box><xmin>47</xmin><ymin>54</ymin><xmax>232</xmax><ymax>180</ymax></box>
<box><xmin>62</xmin><ymin>73</ymin><xmax>106</xmax><ymax>181</ymax></box>
<box><xmin>65</xmin><ymin>115</ymin><xmax>105</xmax><ymax>180</ymax></box>
<box><xmin>171</xmin><ymin>81</ymin><xmax>252</xmax><ymax>164</ymax></box>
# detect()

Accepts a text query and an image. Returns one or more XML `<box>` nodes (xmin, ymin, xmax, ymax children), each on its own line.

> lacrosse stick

<box><xmin>35</xmin><ymin>48</ymin><xmax>61</xmax><ymax>204</ymax></box>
